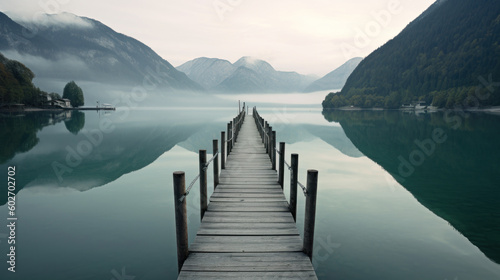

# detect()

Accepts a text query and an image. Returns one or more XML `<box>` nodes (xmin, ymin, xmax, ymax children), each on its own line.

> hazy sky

<box><xmin>3</xmin><ymin>0</ymin><xmax>435</xmax><ymax>76</ymax></box>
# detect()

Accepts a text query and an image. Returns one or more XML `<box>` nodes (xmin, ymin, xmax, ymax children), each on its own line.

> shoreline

<box><xmin>0</xmin><ymin>107</ymin><xmax>116</xmax><ymax>112</ymax></box>
<box><xmin>323</xmin><ymin>105</ymin><xmax>500</xmax><ymax>113</ymax></box>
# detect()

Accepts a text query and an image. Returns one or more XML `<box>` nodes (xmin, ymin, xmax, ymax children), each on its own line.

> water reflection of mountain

<box><xmin>304</xmin><ymin>125</ymin><xmax>363</xmax><ymax>157</ymax></box>
<box><xmin>0</xmin><ymin>111</ymin><xmax>82</xmax><ymax>163</ymax></box>
<box><xmin>178</xmin><ymin>122</ymin><xmax>363</xmax><ymax>158</ymax></box>
<box><xmin>323</xmin><ymin>110</ymin><xmax>500</xmax><ymax>263</ymax></box>
<box><xmin>0</xmin><ymin>111</ymin><xmax>206</xmax><ymax>206</ymax></box>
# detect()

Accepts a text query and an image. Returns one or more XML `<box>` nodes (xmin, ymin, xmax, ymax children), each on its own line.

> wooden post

<box><xmin>268</xmin><ymin>127</ymin><xmax>271</xmax><ymax>158</ymax></box>
<box><xmin>231</xmin><ymin>119</ymin><xmax>235</xmax><ymax>148</ymax></box>
<box><xmin>173</xmin><ymin>171</ymin><xmax>188</xmax><ymax>273</ymax></box>
<box><xmin>264</xmin><ymin>122</ymin><xmax>268</xmax><ymax>146</ymax></box>
<box><xmin>213</xmin><ymin>139</ymin><xmax>219</xmax><ymax>189</ymax></box>
<box><xmin>228</xmin><ymin>122</ymin><xmax>233</xmax><ymax>154</ymax></box>
<box><xmin>266</xmin><ymin>124</ymin><xmax>273</xmax><ymax>158</ymax></box>
<box><xmin>234</xmin><ymin>117</ymin><xmax>237</xmax><ymax>142</ymax></box>
<box><xmin>235</xmin><ymin>116</ymin><xmax>239</xmax><ymax>140</ymax></box>
<box><xmin>227</xmin><ymin>122</ymin><xmax>231</xmax><ymax>155</ymax></box>
<box><xmin>262</xmin><ymin>118</ymin><xmax>269</xmax><ymax>143</ymax></box>
<box><xmin>221</xmin><ymin>131</ymin><xmax>226</xmax><ymax>169</ymax></box>
<box><xmin>199</xmin><ymin>150</ymin><xmax>207</xmax><ymax>220</ymax></box>
<box><xmin>290</xmin><ymin>154</ymin><xmax>298</xmax><ymax>221</ymax></box>
<box><xmin>278</xmin><ymin>142</ymin><xmax>285</xmax><ymax>189</ymax></box>
<box><xmin>303</xmin><ymin>169</ymin><xmax>318</xmax><ymax>261</ymax></box>
<box><xmin>272</xmin><ymin>131</ymin><xmax>277</xmax><ymax>171</ymax></box>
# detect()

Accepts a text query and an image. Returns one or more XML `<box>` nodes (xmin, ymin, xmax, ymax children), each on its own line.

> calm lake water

<box><xmin>0</xmin><ymin>99</ymin><xmax>499</xmax><ymax>279</ymax></box>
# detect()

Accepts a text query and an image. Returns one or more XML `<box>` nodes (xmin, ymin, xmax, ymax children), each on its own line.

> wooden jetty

<box><xmin>173</xmin><ymin>105</ymin><xmax>318</xmax><ymax>279</ymax></box>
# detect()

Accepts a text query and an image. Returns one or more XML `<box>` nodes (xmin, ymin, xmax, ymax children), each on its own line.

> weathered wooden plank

<box><xmin>219</xmin><ymin>182</ymin><xmax>278</xmax><ymax>186</ymax></box>
<box><xmin>213</xmin><ymin>190</ymin><xmax>282</xmax><ymax>194</ymax></box>
<box><xmin>219</xmin><ymin>180</ymin><xmax>279</xmax><ymax>185</ymax></box>
<box><xmin>224</xmin><ymin>165</ymin><xmax>272</xmax><ymax>169</ymax></box>
<box><xmin>223</xmin><ymin>165</ymin><xmax>272</xmax><ymax>168</ymax></box>
<box><xmin>220</xmin><ymin>176</ymin><xmax>277</xmax><ymax>181</ymax></box>
<box><xmin>178</xmin><ymin>271</ymin><xmax>318</xmax><ymax>279</ymax></box>
<box><xmin>226</xmin><ymin>159</ymin><xmax>271</xmax><ymax>163</ymax></box>
<box><xmin>197</xmin><ymin>227</ymin><xmax>299</xmax><ymax>236</ymax></box>
<box><xmin>224</xmin><ymin>160</ymin><xmax>271</xmax><ymax>164</ymax></box>
<box><xmin>227</xmin><ymin>154</ymin><xmax>270</xmax><ymax>158</ymax></box>
<box><xmin>210</xmin><ymin>197</ymin><xmax>286</xmax><ymax>202</ymax></box>
<box><xmin>190</xmin><ymin>235</ymin><xmax>303</xmax><ymax>253</ymax></box>
<box><xmin>229</xmin><ymin>150</ymin><xmax>267</xmax><ymax>154</ymax></box>
<box><xmin>199</xmin><ymin>222</ymin><xmax>297</xmax><ymax>229</ymax></box>
<box><xmin>223</xmin><ymin>168</ymin><xmax>273</xmax><ymax>172</ymax></box>
<box><xmin>207</xmin><ymin>201</ymin><xmax>289</xmax><ymax>207</ymax></box>
<box><xmin>211</xmin><ymin>192</ymin><xmax>284</xmax><ymax>198</ymax></box>
<box><xmin>198</xmin><ymin>222</ymin><xmax>298</xmax><ymax>235</ymax></box>
<box><xmin>202</xmin><ymin>212</ymin><xmax>295</xmax><ymax>223</ymax></box>
<box><xmin>216</xmin><ymin>184</ymin><xmax>281</xmax><ymax>188</ymax></box>
<box><xmin>207</xmin><ymin>205</ymin><xmax>290</xmax><ymax>212</ymax></box>
<box><xmin>181</xmin><ymin>252</ymin><xmax>314</xmax><ymax>271</ymax></box>
<box><xmin>220</xmin><ymin>171</ymin><xmax>277</xmax><ymax>175</ymax></box>
<box><xmin>219</xmin><ymin>177</ymin><xmax>278</xmax><ymax>181</ymax></box>
<box><xmin>220</xmin><ymin>173</ymin><xmax>277</xmax><ymax>177</ymax></box>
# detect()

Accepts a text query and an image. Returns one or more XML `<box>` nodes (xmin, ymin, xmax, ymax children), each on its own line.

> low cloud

<box><xmin>16</xmin><ymin>12</ymin><xmax>94</xmax><ymax>30</ymax></box>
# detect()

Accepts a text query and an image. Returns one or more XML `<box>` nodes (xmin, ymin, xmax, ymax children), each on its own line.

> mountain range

<box><xmin>323</xmin><ymin>0</ymin><xmax>500</xmax><ymax>109</ymax></box>
<box><xmin>177</xmin><ymin>56</ymin><xmax>321</xmax><ymax>93</ymax></box>
<box><xmin>0</xmin><ymin>11</ymin><xmax>201</xmax><ymax>91</ymax></box>
<box><xmin>1</xmin><ymin>10</ymin><xmax>361</xmax><ymax>96</ymax></box>
<box><xmin>303</xmin><ymin>57</ymin><xmax>362</xmax><ymax>92</ymax></box>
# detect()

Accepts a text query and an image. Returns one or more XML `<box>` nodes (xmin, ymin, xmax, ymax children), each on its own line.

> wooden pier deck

<box><xmin>178</xmin><ymin>114</ymin><xmax>318</xmax><ymax>279</ymax></box>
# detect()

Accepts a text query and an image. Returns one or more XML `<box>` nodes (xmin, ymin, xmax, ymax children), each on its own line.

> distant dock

<box><xmin>71</xmin><ymin>106</ymin><xmax>116</xmax><ymax>111</ymax></box>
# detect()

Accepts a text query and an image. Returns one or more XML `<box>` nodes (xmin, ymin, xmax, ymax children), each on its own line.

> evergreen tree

<box><xmin>63</xmin><ymin>81</ymin><xmax>84</xmax><ymax>107</ymax></box>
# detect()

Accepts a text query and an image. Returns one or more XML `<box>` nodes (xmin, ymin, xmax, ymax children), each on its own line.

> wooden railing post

<box><xmin>173</xmin><ymin>171</ymin><xmax>188</xmax><ymax>273</ymax></box>
<box><xmin>303</xmin><ymin>169</ymin><xmax>318</xmax><ymax>261</ymax></box>
<box><xmin>231</xmin><ymin>119</ymin><xmax>235</xmax><ymax>149</ymax></box>
<box><xmin>278</xmin><ymin>142</ymin><xmax>285</xmax><ymax>188</ymax></box>
<box><xmin>234</xmin><ymin>117</ymin><xmax>237</xmax><ymax>142</ymax></box>
<box><xmin>272</xmin><ymin>131</ymin><xmax>276</xmax><ymax>171</ymax></box>
<box><xmin>227</xmin><ymin>122</ymin><xmax>231</xmax><ymax>155</ymax></box>
<box><xmin>221</xmin><ymin>131</ymin><xmax>226</xmax><ymax>169</ymax></box>
<box><xmin>264</xmin><ymin>122</ymin><xmax>268</xmax><ymax>146</ymax></box>
<box><xmin>290</xmin><ymin>154</ymin><xmax>298</xmax><ymax>221</ymax></box>
<box><xmin>262</xmin><ymin>118</ymin><xmax>269</xmax><ymax>142</ymax></box>
<box><xmin>199</xmin><ymin>150</ymin><xmax>207</xmax><ymax>220</ymax></box>
<box><xmin>229</xmin><ymin>122</ymin><xmax>233</xmax><ymax>154</ymax></box>
<box><xmin>236</xmin><ymin>115</ymin><xmax>240</xmax><ymax>140</ymax></box>
<box><xmin>213</xmin><ymin>139</ymin><xmax>219</xmax><ymax>189</ymax></box>
<box><xmin>267</xmin><ymin>126</ymin><xmax>272</xmax><ymax>159</ymax></box>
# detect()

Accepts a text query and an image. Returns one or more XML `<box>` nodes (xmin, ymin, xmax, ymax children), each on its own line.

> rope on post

<box><xmin>179</xmin><ymin>174</ymin><xmax>200</xmax><ymax>202</ymax></box>
<box><xmin>297</xmin><ymin>181</ymin><xmax>308</xmax><ymax>196</ymax></box>
<box><xmin>178</xmin><ymin>151</ymin><xmax>219</xmax><ymax>202</ymax></box>
<box><xmin>204</xmin><ymin>151</ymin><xmax>219</xmax><ymax>171</ymax></box>
<box><xmin>279</xmin><ymin>152</ymin><xmax>308</xmax><ymax>196</ymax></box>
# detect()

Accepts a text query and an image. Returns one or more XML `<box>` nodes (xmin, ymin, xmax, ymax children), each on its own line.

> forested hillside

<box><xmin>0</xmin><ymin>52</ymin><xmax>47</xmax><ymax>106</ymax></box>
<box><xmin>323</xmin><ymin>0</ymin><xmax>500</xmax><ymax>109</ymax></box>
